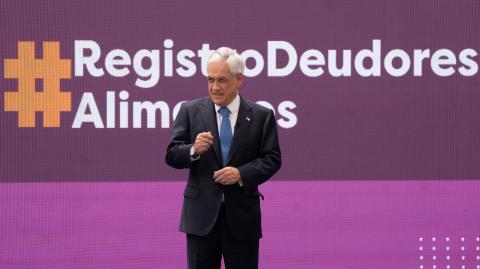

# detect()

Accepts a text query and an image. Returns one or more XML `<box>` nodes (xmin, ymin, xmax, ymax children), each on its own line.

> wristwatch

<box><xmin>190</xmin><ymin>146</ymin><xmax>200</xmax><ymax>160</ymax></box>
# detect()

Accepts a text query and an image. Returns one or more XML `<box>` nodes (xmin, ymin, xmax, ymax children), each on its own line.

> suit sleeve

<box><xmin>237</xmin><ymin>109</ymin><xmax>282</xmax><ymax>192</ymax></box>
<box><xmin>165</xmin><ymin>103</ymin><xmax>193</xmax><ymax>169</ymax></box>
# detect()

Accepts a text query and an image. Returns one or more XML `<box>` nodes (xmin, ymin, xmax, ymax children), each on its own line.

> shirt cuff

<box><xmin>190</xmin><ymin>146</ymin><xmax>200</xmax><ymax>161</ymax></box>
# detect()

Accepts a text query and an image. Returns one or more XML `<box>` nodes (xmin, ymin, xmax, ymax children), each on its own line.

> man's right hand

<box><xmin>193</xmin><ymin>132</ymin><xmax>214</xmax><ymax>155</ymax></box>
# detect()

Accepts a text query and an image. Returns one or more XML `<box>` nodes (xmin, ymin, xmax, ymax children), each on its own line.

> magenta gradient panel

<box><xmin>1</xmin><ymin>181</ymin><xmax>480</xmax><ymax>269</ymax></box>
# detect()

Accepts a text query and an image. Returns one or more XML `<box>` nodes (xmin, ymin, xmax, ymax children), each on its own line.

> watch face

<box><xmin>190</xmin><ymin>147</ymin><xmax>200</xmax><ymax>159</ymax></box>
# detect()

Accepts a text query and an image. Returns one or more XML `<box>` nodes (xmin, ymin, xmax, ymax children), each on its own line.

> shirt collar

<box><xmin>215</xmin><ymin>94</ymin><xmax>240</xmax><ymax>115</ymax></box>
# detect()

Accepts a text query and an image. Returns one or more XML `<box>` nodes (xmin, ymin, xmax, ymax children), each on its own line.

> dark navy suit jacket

<box><xmin>165</xmin><ymin>95</ymin><xmax>281</xmax><ymax>239</ymax></box>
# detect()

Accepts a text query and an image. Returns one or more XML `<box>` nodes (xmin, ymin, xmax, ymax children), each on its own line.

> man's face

<box><xmin>207</xmin><ymin>59</ymin><xmax>243</xmax><ymax>107</ymax></box>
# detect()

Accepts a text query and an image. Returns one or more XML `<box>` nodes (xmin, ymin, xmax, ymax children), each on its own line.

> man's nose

<box><xmin>212</xmin><ymin>80</ymin><xmax>220</xmax><ymax>90</ymax></box>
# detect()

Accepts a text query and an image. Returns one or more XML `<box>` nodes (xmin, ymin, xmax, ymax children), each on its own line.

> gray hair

<box><xmin>208</xmin><ymin>47</ymin><xmax>245</xmax><ymax>75</ymax></box>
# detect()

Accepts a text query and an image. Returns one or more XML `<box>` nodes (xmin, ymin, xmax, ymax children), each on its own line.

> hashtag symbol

<box><xmin>4</xmin><ymin>42</ymin><xmax>71</xmax><ymax>127</ymax></box>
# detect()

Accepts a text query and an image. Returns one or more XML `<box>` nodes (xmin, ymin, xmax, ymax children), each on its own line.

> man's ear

<box><xmin>236</xmin><ymin>73</ymin><xmax>244</xmax><ymax>87</ymax></box>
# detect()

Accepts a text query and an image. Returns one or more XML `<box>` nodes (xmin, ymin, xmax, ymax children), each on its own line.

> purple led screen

<box><xmin>1</xmin><ymin>0</ymin><xmax>480</xmax><ymax>268</ymax></box>
<box><xmin>1</xmin><ymin>0</ymin><xmax>479</xmax><ymax>181</ymax></box>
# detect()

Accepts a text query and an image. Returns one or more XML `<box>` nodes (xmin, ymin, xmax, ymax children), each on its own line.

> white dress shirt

<box><xmin>214</xmin><ymin>94</ymin><xmax>240</xmax><ymax>136</ymax></box>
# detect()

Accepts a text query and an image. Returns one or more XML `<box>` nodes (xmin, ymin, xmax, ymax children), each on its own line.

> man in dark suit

<box><xmin>165</xmin><ymin>47</ymin><xmax>282</xmax><ymax>269</ymax></box>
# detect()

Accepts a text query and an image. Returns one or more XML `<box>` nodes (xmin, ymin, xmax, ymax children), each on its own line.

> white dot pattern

<box><xmin>418</xmin><ymin>235</ymin><xmax>480</xmax><ymax>269</ymax></box>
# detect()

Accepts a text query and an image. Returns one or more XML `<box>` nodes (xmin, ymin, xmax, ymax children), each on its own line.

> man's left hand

<box><xmin>213</xmin><ymin>167</ymin><xmax>241</xmax><ymax>185</ymax></box>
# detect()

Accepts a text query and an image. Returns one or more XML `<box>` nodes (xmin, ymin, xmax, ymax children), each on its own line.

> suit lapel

<box><xmin>227</xmin><ymin>96</ymin><xmax>253</xmax><ymax>165</ymax></box>
<box><xmin>200</xmin><ymin>98</ymin><xmax>222</xmax><ymax>165</ymax></box>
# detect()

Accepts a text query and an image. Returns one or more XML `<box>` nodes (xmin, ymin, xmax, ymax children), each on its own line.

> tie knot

<box><xmin>218</xmin><ymin>107</ymin><xmax>230</xmax><ymax>118</ymax></box>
